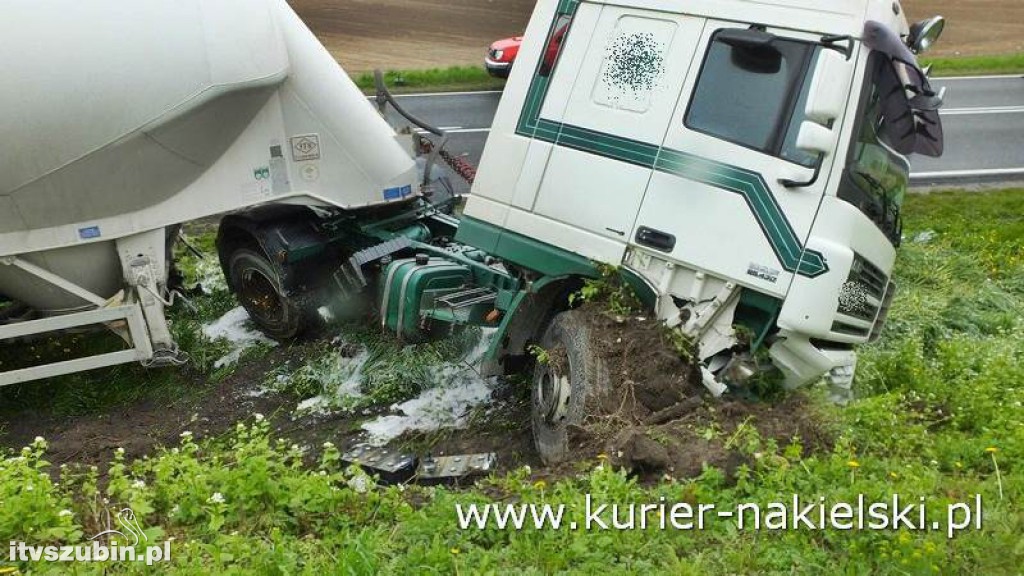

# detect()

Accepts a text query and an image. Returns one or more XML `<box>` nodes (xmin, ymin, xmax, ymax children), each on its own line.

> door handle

<box><xmin>635</xmin><ymin>226</ymin><xmax>676</xmax><ymax>252</ymax></box>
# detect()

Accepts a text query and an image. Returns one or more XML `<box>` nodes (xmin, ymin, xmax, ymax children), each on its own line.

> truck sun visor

<box><xmin>862</xmin><ymin>21</ymin><xmax>944</xmax><ymax>158</ymax></box>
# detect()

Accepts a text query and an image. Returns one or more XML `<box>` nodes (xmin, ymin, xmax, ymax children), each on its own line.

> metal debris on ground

<box><xmin>417</xmin><ymin>453</ymin><xmax>497</xmax><ymax>486</ymax></box>
<box><xmin>341</xmin><ymin>444</ymin><xmax>497</xmax><ymax>486</ymax></box>
<box><xmin>341</xmin><ymin>443</ymin><xmax>418</xmax><ymax>484</ymax></box>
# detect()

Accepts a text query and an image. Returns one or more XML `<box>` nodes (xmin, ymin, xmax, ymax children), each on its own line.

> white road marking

<box><xmin>941</xmin><ymin>106</ymin><xmax>1024</xmax><ymax>116</ymax></box>
<box><xmin>911</xmin><ymin>167</ymin><xmax>1024</xmax><ymax>179</ymax></box>
<box><xmin>414</xmin><ymin>127</ymin><xmax>492</xmax><ymax>134</ymax></box>
<box><xmin>933</xmin><ymin>74</ymin><xmax>1023</xmax><ymax>81</ymax></box>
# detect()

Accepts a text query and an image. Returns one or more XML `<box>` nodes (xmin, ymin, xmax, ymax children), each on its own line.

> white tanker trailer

<box><xmin>0</xmin><ymin>0</ymin><xmax>419</xmax><ymax>384</ymax></box>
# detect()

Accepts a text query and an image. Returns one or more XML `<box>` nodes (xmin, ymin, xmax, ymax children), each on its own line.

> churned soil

<box><xmin>555</xmin><ymin>305</ymin><xmax>833</xmax><ymax>482</ymax></box>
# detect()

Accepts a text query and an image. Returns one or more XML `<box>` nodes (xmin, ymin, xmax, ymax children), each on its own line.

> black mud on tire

<box><xmin>227</xmin><ymin>248</ymin><xmax>309</xmax><ymax>341</ymax></box>
<box><xmin>531</xmin><ymin>310</ymin><xmax>609</xmax><ymax>465</ymax></box>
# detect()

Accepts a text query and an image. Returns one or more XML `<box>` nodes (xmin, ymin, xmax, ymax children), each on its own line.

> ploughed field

<box><xmin>288</xmin><ymin>0</ymin><xmax>1024</xmax><ymax>72</ymax></box>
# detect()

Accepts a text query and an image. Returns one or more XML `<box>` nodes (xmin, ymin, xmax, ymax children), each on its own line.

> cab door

<box><xmin>525</xmin><ymin>5</ymin><xmax>705</xmax><ymax>243</ymax></box>
<box><xmin>631</xmin><ymin>23</ymin><xmax>851</xmax><ymax>296</ymax></box>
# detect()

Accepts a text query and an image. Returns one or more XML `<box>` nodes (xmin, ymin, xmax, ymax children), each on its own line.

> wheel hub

<box><xmin>239</xmin><ymin>268</ymin><xmax>285</xmax><ymax>323</ymax></box>
<box><xmin>536</xmin><ymin>367</ymin><xmax>571</xmax><ymax>424</ymax></box>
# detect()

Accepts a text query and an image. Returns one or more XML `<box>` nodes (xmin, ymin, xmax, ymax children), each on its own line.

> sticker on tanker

<box><xmin>290</xmin><ymin>134</ymin><xmax>321</xmax><ymax>162</ymax></box>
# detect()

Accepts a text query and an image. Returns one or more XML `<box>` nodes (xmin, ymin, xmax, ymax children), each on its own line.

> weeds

<box><xmin>2</xmin><ymin>190</ymin><xmax>1024</xmax><ymax>573</ymax></box>
<box><xmin>570</xmin><ymin>264</ymin><xmax>644</xmax><ymax>315</ymax></box>
<box><xmin>270</xmin><ymin>325</ymin><xmax>484</xmax><ymax>412</ymax></box>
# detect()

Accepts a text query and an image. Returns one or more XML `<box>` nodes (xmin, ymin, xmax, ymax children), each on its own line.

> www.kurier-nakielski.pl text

<box><xmin>456</xmin><ymin>494</ymin><xmax>984</xmax><ymax>539</ymax></box>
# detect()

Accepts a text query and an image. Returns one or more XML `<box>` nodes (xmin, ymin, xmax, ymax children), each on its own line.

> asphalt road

<box><xmin>379</xmin><ymin>75</ymin><xmax>1024</xmax><ymax>189</ymax></box>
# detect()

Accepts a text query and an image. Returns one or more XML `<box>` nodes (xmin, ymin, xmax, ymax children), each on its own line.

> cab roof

<box><xmin>588</xmin><ymin>0</ymin><xmax>910</xmax><ymax>39</ymax></box>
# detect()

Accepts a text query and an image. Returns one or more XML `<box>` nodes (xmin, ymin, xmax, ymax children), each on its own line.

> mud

<box><xmin>565</xmin><ymin>305</ymin><xmax>833</xmax><ymax>481</ymax></box>
<box><xmin>0</xmin><ymin>340</ymin><xmax>537</xmax><ymax>483</ymax></box>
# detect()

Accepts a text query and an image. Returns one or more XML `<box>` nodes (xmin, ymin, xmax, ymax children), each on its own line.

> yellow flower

<box><xmin>450</xmin><ymin>548</ymin><xmax>460</xmax><ymax>555</ymax></box>
<box><xmin>847</xmin><ymin>460</ymin><xmax>860</xmax><ymax>469</ymax></box>
<box><xmin>533</xmin><ymin>480</ymin><xmax>547</xmax><ymax>490</ymax></box>
<box><xmin>597</xmin><ymin>453</ymin><xmax>608</xmax><ymax>461</ymax></box>
<box><xmin>985</xmin><ymin>447</ymin><xmax>999</xmax><ymax>454</ymax></box>
<box><xmin>889</xmin><ymin>472</ymin><xmax>898</xmax><ymax>479</ymax></box>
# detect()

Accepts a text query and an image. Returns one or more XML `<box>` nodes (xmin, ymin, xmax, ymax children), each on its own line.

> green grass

<box><xmin>351</xmin><ymin>51</ymin><xmax>1024</xmax><ymax>98</ymax></box>
<box><xmin>3</xmin><ymin>189</ymin><xmax>1024</xmax><ymax>573</ymax></box>
<box><xmin>923</xmin><ymin>52</ymin><xmax>1024</xmax><ymax>77</ymax></box>
<box><xmin>352</xmin><ymin>65</ymin><xmax>506</xmax><ymax>94</ymax></box>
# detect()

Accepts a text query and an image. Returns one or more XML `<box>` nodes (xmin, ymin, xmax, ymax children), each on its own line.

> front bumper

<box><xmin>769</xmin><ymin>333</ymin><xmax>858</xmax><ymax>401</ymax></box>
<box><xmin>485</xmin><ymin>58</ymin><xmax>512</xmax><ymax>78</ymax></box>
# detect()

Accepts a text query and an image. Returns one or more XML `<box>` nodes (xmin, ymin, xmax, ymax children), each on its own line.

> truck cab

<box><xmin>460</xmin><ymin>0</ymin><xmax>944</xmax><ymax>395</ymax></box>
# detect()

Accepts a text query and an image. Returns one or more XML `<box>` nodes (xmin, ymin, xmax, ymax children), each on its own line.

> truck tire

<box><xmin>531</xmin><ymin>310</ymin><xmax>609</xmax><ymax>465</ymax></box>
<box><xmin>227</xmin><ymin>248</ymin><xmax>309</xmax><ymax>340</ymax></box>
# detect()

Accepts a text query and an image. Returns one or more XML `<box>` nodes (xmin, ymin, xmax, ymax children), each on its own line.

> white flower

<box><xmin>33</xmin><ymin>436</ymin><xmax>46</xmax><ymax>447</ymax></box>
<box><xmin>170</xmin><ymin>505</ymin><xmax>180</xmax><ymax>515</ymax></box>
<box><xmin>26</xmin><ymin>484</ymin><xmax>34</xmax><ymax>492</ymax></box>
<box><xmin>58</xmin><ymin>509</ymin><xmax>73</xmax><ymax>517</ymax></box>
<box><xmin>347</xmin><ymin>475</ymin><xmax>370</xmax><ymax>494</ymax></box>
<box><xmin>254</xmin><ymin>413</ymin><xmax>265</xmax><ymax>422</ymax></box>
<box><xmin>522</xmin><ymin>465</ymin><xmax>532</xmax><ymax>475</ymax></box>
<box><xmin>322</xmin><ymin>441</ymin><xmax>335</xmax><ymax>449</ymax></box>
<box><xmin>115</xmin><ymin>447</ymin><xmax>125</xmax><ymax>456</ymax></box>
<box><xmin>180</xmin><ymin>431</ymin><xmax>193</xmax><ymax>439</ymax></box>
<box><xmin>208</xmin><ymin>492</ymin><xmax>225</xmax><ymax>504</ymax></box>
<box><xmin>132</xmin><ymin>479</ymin><xmax>146</xmax><ymax>489</ymax></box>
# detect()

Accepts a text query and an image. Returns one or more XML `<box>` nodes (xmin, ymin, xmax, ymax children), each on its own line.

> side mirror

<box><xmin>908</xmin><ymin>16</ymin><xmax>945</xmax><ymax>54</ymax></box>
<box><xmin>804</xmin><ymin>49</ymin><xmax>852</xmax><ymax>125</ymax></box>
<box><xmin>779</xmin><ymin>121</ymin><xmax>836</xmax><ymax>189</ymax></box>
<box><xmin>795</xmin><ymin>121</ymin><xmax>837</xmax><ymax>157</ymax></box>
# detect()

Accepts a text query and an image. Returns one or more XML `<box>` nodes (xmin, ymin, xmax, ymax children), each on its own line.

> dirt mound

<box><xmin>565</xmin><ymin>305</ymin><xmax>832</xmax><ymax>481</ymax></box>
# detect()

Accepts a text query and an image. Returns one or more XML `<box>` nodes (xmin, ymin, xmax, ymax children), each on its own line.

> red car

<box><xmin>486</xmin><ymin>21</ymin><xmax>570</xmax><ymax>79</ymax></box>
<box><xmin>485</xmin><ymin>36</ymin><xmax>522</xmax><ymax>78</ymax></box>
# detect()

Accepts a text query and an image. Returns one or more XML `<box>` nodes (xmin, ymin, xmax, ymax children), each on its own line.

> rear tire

<box><xmin>227</xmin><ymin>248</ymin><xmax>309</xmax><ymax>340</ymax></box>
<box><xmin>531</xmin><ymin>310</ymin><xmax>608</xmax><ymax>465</ymax></box>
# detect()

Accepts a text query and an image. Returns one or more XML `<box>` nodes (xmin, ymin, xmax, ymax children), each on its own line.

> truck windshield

<box><xmin>837</xmin><ymin>53</ymin><xmax>910</xmax><ymax>246</ymax></box>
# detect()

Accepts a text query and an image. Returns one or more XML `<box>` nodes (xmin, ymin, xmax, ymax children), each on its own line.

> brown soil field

<box><xmin>290</xmin><ymin>0</ymin><xmax>1024</xmax><ymax>72</ymax></box>
<box><xmin>289</xmin><ymin>0</ymin><xmax>537</xmax><ymax>72</ymax></box>
<box><xmin>905</xmin><ymin>0</ymin><xmax>1024</xmax><ymax>57</ymax></box>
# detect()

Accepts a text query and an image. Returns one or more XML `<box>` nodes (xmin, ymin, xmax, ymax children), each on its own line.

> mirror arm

<box><xmin>819</xmin><ymin>35</ymin><xmax>855</xmax><ymax>60</ymax></box>
<box><xmin>780</xmin><ymin>155</ymin><xmax>824</xmax><ymax>189</ymax></box>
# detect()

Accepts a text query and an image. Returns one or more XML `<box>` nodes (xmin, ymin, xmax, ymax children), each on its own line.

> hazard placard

<box><xmin>290</xmin><ymin>134</ymin><xmax>321</xmax><ymax>162</ymax></box>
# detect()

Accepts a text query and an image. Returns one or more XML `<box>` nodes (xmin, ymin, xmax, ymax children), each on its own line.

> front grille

<box><xmin>838</xmin><ymin>254</ymin><xmax>889</xmax><ymax>320</ymax></box>
<box><xmin>833</xmin><ymin>253</ymin><xmax>891</xmax><ymax>340</ymax></box>
<box><xmin>868</xmin><ymin>281</ymin><xmax>897</xmax><ymax>343</ymax></box>
<box><xmin>849</xmin><ymin>253</ymin><xmax>886</xmax><ymax>299</ymax></box>
<box><xmin>831</xmin><ymin>320</ymin><xmax>872</xmax><ymax>338</ymax></box>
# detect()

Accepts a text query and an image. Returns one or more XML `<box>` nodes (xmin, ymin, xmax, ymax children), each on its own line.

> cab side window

<box><xmin>685</xmin><ymin>29</ymin><xmax>818</xmax><ymax>167</ymax></box>
<box><xmin>539</xmin><ymin>15</ymin><xmax>573</xmax><ymax>77</ymax></box>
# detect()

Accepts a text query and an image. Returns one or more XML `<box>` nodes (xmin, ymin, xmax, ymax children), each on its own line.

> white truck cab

<box><xmin>464</xmin><ymin>0</ymin><xmax>945</xmax><ymax>395</ymax></box>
